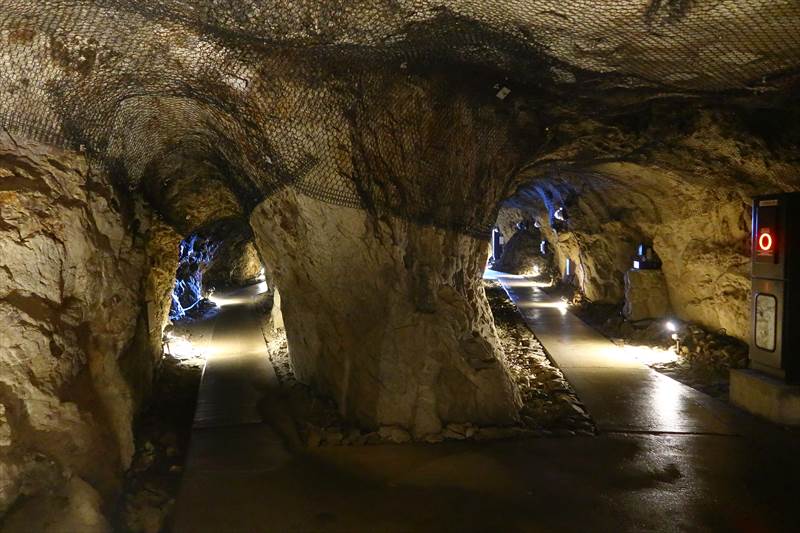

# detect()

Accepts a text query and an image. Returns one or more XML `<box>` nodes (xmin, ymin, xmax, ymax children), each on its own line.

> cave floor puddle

<box><xmin>172</xmin><ymin>277</ymin><xmax>800</xmax><ymax>533</ymax></box>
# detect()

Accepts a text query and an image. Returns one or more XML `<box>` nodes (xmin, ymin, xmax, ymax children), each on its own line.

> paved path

<box><xmin>488</xmin><ymin>270</ymin><xmax>779</xmax><ymax>437</ymax></box>
<box><xmin>172</xmin><ymin>285</ymin><xmax>297</xmax><ymax>533</ymax></box>
<box><xmin>170</xmin><ymin>278</ymin><xmax>800</xmax><ymax>532</ymax></box>
<box><xmin>192</xmin><ymin>290</ymin><xmax>274</xmax><ymax>429</ymax></box>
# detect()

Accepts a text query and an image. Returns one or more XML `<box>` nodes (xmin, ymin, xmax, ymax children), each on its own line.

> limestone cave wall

<box><xmin>203</xmin><ymin>237</ymin><xmax>263</xmax><ymax>290</ymax></box>
<box><xmin>251</xmin><ymin>190</ymin><xmax>521</xmax><ymax>438</ymax></box>
<box><xmin>501</xmin><ymin>105</ymin><xmax>800</xmax><ymax>340</ymax></box>
<box><xmin>0</xmin><ymin>134</ymin><xmax>174</xmax><ymax>530</ymax></box>
<box><xmin>0</xmin><ymin>2</ymin><xmax>799</xmax><ymax>527</ymax></box>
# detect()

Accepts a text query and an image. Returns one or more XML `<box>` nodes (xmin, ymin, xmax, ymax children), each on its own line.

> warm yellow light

<box><xmin>208</xmin><ymin>282</ymin><xmax>268</xmax><ymax>307</ymax></box>
<box><xmin>482</xmin><ymin>269</ymin><xmax>551</xmax><ymax>288</ymax></box>
<box><xmin>164</xmin><ymin>335</ymin><xmax>206</xmax><ymax>359</ymax></box>
<box><xmin>620</xmin><ymin>345</ymin><xmax>678</xmax><ymax>365</ymax></box>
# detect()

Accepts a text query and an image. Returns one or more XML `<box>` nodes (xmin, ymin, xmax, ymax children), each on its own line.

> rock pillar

<box><xmin>251</xmin><ymin>190</ymin><xmax>520</xmax><ymax>437</ymax></box>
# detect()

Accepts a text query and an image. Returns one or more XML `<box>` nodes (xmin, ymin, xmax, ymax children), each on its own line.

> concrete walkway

<box><xmin>170</xmin><ymin>278</ymin><xmax>800</xmax><ymax>533</ymax></box>
<box><xmin>172</xmin><ymin>285</ymin><xmax>297</xmax><ymax>532</ymax></box>
<box><xmin>488</xmin><ymin>270</ymin><xmax>781</xmax><ymax>437</ymax></box>
<box><xmin>192</xmin><ymin>287</ymin><xmax>275</xmax><ymax>429</ymax></box>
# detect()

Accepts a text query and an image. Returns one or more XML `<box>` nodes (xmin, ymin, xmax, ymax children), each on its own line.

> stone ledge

<box><xmin>730</xmin><ymin>368</ymin><xmax>800</xmax><ymax>426</ymax></box>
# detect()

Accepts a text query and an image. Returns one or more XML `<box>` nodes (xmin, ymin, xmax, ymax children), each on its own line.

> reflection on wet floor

<box><xmin>172</xmin><ymin>276</ymin><xmax>800</xmax><ymax>533</ymax></box>
<box><xmin>487</xmin><ymin>269</ymin><xmax>746</xmax><ymax>435</ymax></box>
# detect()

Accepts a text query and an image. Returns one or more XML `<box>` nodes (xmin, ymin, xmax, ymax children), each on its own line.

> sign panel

<box><xmin>754</xmin><ymin>204</ymin><xmax>778</xmax><ymax>263</ymax></box>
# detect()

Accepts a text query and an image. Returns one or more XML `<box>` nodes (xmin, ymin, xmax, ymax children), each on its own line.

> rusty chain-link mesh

<box><xmin>1</xmin><ymin>1</ymin><xmax>799</xmax><ymax>237</ymax></box>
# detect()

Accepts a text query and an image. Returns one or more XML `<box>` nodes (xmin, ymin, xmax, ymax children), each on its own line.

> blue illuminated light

<box><xmin>170</xmin><ymin>234</ymin><xmax>219</xmax><ymax>321</ymax></box>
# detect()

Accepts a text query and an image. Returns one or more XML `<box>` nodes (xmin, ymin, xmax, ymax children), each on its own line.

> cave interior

<box><xmin>1</xmin><ymin>1</ymin><xmax>800</xmax><ymax>532</ymax></box>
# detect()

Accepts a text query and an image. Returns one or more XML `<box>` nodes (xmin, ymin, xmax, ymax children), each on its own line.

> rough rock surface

<box><xmin>623</xmin><ymin>269</ymin><xmax>671</xmax><ymax>321</ymax></box>
<box><xmin>204</xmin><ymin>238</ymin><xmax>262</xmax><ymax>290</ymax></box>
<box><xmin>1</xmin><ymin>477</ymin><xmax>111</xmax><ymax>533</ymax></box>
<box><xmin>0</xmin><ymin>1</ymin><xmax>796</xmax><ymax>529</ymax></box>
<box><xmin>114</xmin><ymin>350</ymin><xmax>203</xmax><ymax>533</ymax></box>
<box><xmin>503</xmin><ymin>106</ymin><xmax>800</xmax><ymax>340</ymax></box>
<box><xmin>0</xmin><ymin>134</ymin><xmax>149</xmax><ymax>525</ymax></box>
<box><xmin>251</xmin><ymin>190</ymin><xmax>521</xmax><ymax>437</ymax></box>
<box><xmin>143</xmin><ymin>220</ymin><xmax>181</xmax><ymax>353</ymax></box>
<box><xmin>264</xmin><ymin>281</ymin><xmax>594</xmax><ymax>446</ymax></box>
<box><xmin>493</xmin><ymin>228</ymin><xmax>555</xmax><ymax>279</ymax></box>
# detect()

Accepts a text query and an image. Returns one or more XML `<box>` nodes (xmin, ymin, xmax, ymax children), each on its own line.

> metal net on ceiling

<box><xmin>1</xmin><ymin>1</ymin><xmax>799</xmax><ymax>238</ymax></box>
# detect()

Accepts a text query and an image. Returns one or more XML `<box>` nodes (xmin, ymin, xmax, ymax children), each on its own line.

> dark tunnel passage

<box><xmin>2</xmin><ymin>1</ymin><xmax>800</xmax><ymax>532</ymax></box>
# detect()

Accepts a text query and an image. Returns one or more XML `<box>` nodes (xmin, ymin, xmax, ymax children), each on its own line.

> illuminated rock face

<box><xmin>251</xmin><ymin>190</ymin><xmax>520</xmax><ymax>437</ymax></box>
<box><xmin>204</xmin><ymin>238</ymin><xmax>263</xmax><ymax>290</ymax></box>
<box><xmin>501</xmin><ymin>108</ymin><xmax>800</xmax><ymax>340</ymax></box>
<box><xmin>624</xmin><ymin>269</ymin><xmax>671</xmax><ymax>321</ymax></box>
<box><xmin>0</xmin><ymin>135</ymin><xmax>167</xmax><ymax>526</ymax></box>
<box><xmin>493</xmin><ymin>227</ymin><xmax>555</xmax><ymax>278</ymax></box>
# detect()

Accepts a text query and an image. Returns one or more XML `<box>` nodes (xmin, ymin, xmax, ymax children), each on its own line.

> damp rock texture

<box><xmin>141</xmin><ymin>220</ymin><xmax>182</xmax><ymax>371</ymax></box>
<box><xmin>252</xmin><ymin>190</ymin><xmax>521</xmax><ymax>437</ymax></box>
<box><xmin>204</xmin><ymin>237</ymin><xmax>262</xmax><ymax>290</ymax></box>
<box><xmin>0</xmin><ymin>135</ymin><xmax>147</xmax><ymax>528</ymax></box>
<box><xmin>624</xmin><ymin>269</ymin><xmax>671</xmax><ymax>321</ymax></box>
<box><xmin>493</xmin><ymin>227</ymin><xmax>555</xmax><ymax>279</ymax></box>
<box><xmin>503</xmin><ymin>106</ymin><xmax>800</xmax><ymax>340</ymax></box>
<box><xmin>247</xmin><ymin>70</ymin><xmax>535</xmax><ymax>436</ymax></box>
<box><xmin>0</xmin><ymin>0</ymin><xmax>795</xmax><ymax>529</ymax></box>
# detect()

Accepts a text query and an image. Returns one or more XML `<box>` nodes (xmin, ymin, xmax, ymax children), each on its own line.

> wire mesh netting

<box><xmin>1</xmin><ymin>1</ymin><xmax>799</xmax><ymax>238</ymax></box>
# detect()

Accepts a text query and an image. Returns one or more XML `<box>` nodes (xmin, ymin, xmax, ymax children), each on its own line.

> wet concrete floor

<box><xmin>172</xmin><ymin>283</ymin><xmax>800</xmax><ymax>533</ymax></box>
<box><xmin>489</xmin><ymin>270</ymin><xmax>745</xmax><ymax>436</ymax></box>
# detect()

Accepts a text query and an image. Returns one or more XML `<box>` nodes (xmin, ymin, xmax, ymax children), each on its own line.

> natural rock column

<box><xmin>623</xmin><ymin>269</ymin><xmax>671</xmax><ymax>321</ymax></box>
<box><xmin>246</xmin><ymin>70</ymin><xmax>537</xmax><ymax>436</ymax></box>
<box><xmin>251</xmin><ymin>191</ymin><xmax>520</xmax><ymax>437</ymax></box>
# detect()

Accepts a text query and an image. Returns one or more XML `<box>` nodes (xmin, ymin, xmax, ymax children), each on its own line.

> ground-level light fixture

<box><xmin>665</xmin><ymin>320</ymin><xmax>681</xmax><ymax>352</ymax></box>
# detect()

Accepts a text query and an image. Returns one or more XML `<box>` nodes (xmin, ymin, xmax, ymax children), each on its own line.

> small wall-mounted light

<box><xmin>540</xmin><ymin>240</ymin><xmax>548</xmax><ymax>255</ymax></box>
<box><xmin>491</xmin><ymin>227</ymin><xmax>504</xmax><ymax>263</ymax></box>
<box><xmin>554</xmin><ymin>207</ymin><xmax>567</xmax><ymax>221</ymax></box>
<box><xmin>565</xmin><ymin>258</ymin><xmax>573</xmax><ymax>276</ymax></box>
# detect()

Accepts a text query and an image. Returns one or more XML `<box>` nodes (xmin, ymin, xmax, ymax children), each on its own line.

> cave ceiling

<box><xmin>2</xmin><ymin>1</ymin><xmax>799</xmax><ymax>236</ymax></box>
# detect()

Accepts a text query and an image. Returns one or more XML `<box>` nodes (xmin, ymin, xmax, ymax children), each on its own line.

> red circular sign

<box><xmin>758</xmin><ymin>231</ymin><xmax>774</xmax><ymax>252</ymax></box>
